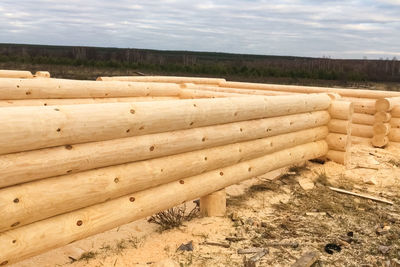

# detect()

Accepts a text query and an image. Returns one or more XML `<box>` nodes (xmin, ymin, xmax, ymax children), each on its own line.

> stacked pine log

<box><xmin>375</xmin><ymin>97</ymin><xmax>400</xmax><ymax>147</ymax></box>
<box><xmin>0</xmin><ymin>76</ymin><xmax>332</xmax><ymax>265</ymax></box>
<box><xmin>326</xmin><ymin>101</ymin><xmax>353</xmax><ymax>165</ymax></box>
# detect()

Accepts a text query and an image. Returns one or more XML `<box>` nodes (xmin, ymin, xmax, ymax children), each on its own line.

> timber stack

<box><xmin>0</xmin><ymin>70</ymin><xmax>399</xmax><ymax>265</ymax></box>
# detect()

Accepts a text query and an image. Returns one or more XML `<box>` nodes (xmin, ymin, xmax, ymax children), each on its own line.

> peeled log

<box><xmin>353</xmin><ymin>113</ymin><xmax>375</xmax><ymax>125</ymax></box>
<box><xmin>374</xmin><ymin>111</ymin><xmax>391</xmax><ymax>123</ymax></box>
<box><xmin>34</xmin><ymin>71</ymin><xmax>50</xmax><ymax>78</ymax></box>
<box><xmin>0</xmin><ymin>97</ymin><xmax>179</xmax><ymax>107</ymax></box>
<box><xmin>0</xmin><ymin>78</ymin><xmax>181</xmax><ymax>99</ymax></box>
<box><xmin>220</xmin><ymin>81</ymin><xmax>400</xmax><ymax>99</ymax></box>
<box><xmin>183</xmin><ymin>84</ymin><xmax>298</xmax><ymax>96</ymax></box>
<box><xmin>372</xmin><ymin>135</ymin><xmax>389</xmax><ymax>147</ymax></box>
<box><xmin>373</xmin><ymin>123</ymin><xmax>390</xmax><ymax>135</ymax></box>
<box><xmin>326</xmin><ymin>133</ymin><xmax>347</xmax><ymax>151</ymax></box>
<box><xmin>0</xmin><ymin>70</ymin><xmax>33</xmax><ymax>79</ymax></box>
<box><xmin>329</xmin><ymin>101</ymin><xmax>353</xmax><ymax>120</ymax></box>
<box><xmin>390</xmin><ymin>106</ymin><xmax>400</xmax><ymax>118</ymax></box>
<box><xmin>388</xmin><ymin>128</ymin><xmax>400</xmax><ymax>142</ymax></box>
<box><xmin>352</xmin><ymin>136</ymin><xmax>371</xmax><ymax>145</ymax></box>
<box><xmin>375</xmin><ymin>97</ymin><xmax>400</xmax><ymax>112</ymax></box>
<box><xmin>0</xmin><ymin>141</ymin><xmax>328</xmax><ymax>265</ymax></box>
<box><xmin>328</xmin><ymin>119</ymin><xmax>373</xmax><ymax>138</ymax></box>
<box><xmin>0</xmin><ymin>111</ymin><xmax>329</xmax><ymax>188</ymax></box>
<box><xmin>350</xmin><ymin>100</ymin><xmax>376</xmax><ymax>115</ymax></box>
<box><xmin>390</xmin><ymin>117</ymin><xmax>400</xmax><ymax>129</ymax></box>
<box><xmin>97</xmin><ymin>76</ymin><xmax>226</xmax><ymax>85</ymax></box>
<box><xmin>326</xmin><ymin>150</ymin><xmax>346</xmax><ymax>165</ymax></box>
<box><xmin>0</xmin><ymin>94</ymin><xmax>331</xmax><ymax>155</ymax></box>
<box><xmin>180</xmin><ymin>89</ymin><xmax>246</xmax><ymax>98</ymax></box>
<box><xmin>0</xmin><ymin>127</ymin><xmax>328</xmax><ymax>231</ymax></box>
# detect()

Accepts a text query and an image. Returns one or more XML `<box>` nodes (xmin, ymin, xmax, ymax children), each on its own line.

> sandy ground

<box><xmin>11</xmin><ymin>145</ymin><xmax>400</xmax><ymax>267</ymax></box>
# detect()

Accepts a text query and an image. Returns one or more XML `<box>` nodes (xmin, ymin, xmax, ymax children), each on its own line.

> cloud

<box><xmin>0</xmin><ymin>0</ymin><xmax>398</xmax><ymax>59</ymax></box>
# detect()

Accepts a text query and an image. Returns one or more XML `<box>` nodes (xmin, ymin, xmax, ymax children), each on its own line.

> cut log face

<box><xmin>0</xmin><ymin>141</ymin><xmax>328</xmax><ymax>265</ymax></box>
<box><xmin>373</xmin><ymin>123</ymin><xmax>391</xmax><ymax>136</ymax></box>
<box><xmin>374</xmin><ymin>111</ymin><xmax>391</xmax><ymax>123</ymax></box>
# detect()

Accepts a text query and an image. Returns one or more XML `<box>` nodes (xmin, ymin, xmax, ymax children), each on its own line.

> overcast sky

<box><xmin>0</xmin><ymin>0</ymin><xmax>399</xmax><ymax>59</ymax></box>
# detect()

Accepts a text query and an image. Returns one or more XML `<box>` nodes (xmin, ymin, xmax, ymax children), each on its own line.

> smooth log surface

<box><xmin>0</xmin><ymin>78</ymin><xmax>181</xmax><ymax>99</ymax></box>
<box><xmin>184</xmin><ymin>84</ymin><xmax>298</xmax><ymax>96</ymax></box>
<box><xmin>328</xmin><ymin>119</ymin><xmax>373</xmax><ymax>138</ymax></box>
<box><xmin>0</xmin><ymin>95</ymin><xmax>331</xmax><ymax>155</ymax></box>
<box><xmin>220</xmin><ymin>81</ymin><xmax>400</xmax><ymax>99</ymax></box>
<box><xmin>180</xmin><ymin>88</ymin><xmax>246</xmax><ymax>98</ymax></box>
<box><xmin>97</xmin><ymin>76</ymin><xmax>226</xmax><ymax>84</ymax></box>
<box><xmin>0</xmin><ymin>111</ymin><xmax>329</xmax><ymax>188</ymax></box>
<box><xmin>352</xmin><ymin>136</ymin><xmax>371</xmax><ymax>145</ymax></box>
<box><xmin>0</xmin><ymin>97</ymin><xmax>179</xmax><ymax>107</ymax></box>
<box><xmin>390</xmin><ymin>117</ymin><xmax>400</xmax><ymax>129</ymax></box>
<box><xmin>353</xmin><ymin>113</ymin><xmax>375</xmax><ymax>125</ymax></box>
<box><xmin>326</xmin><ymin>133</ymin><xmax>347</xmax><ymax>151</ymax></box>
<box><xmin>326</xmin><ymin>150</ymin><xmax>345</xmax><ymax>165</ymax></box>
<box><xmin>200</xmin><ymin>189</ymin><xmax>226</xmax><ymax>217</ymax></box>
<box><xmin>329</xmin><ymin>101</ymin><xmax>353</xmax><ymax>120</ymax></box>
<box><xmin>0</xmin><ymin>141</ymin><xmax>328</xmax><ymax>265</ymax></box>
<box><xmin>388</xmin><ymin>128</ymin><xmax>400</xmax><ymax>142</ymax></box>
<box><xmin>391</xmin><ymin>106</ymin><xmax>400</xmax><ymax>118</ymax></box>
<box><xmin>0</xmin><ymin>127</ymin><xmax>328</xmax><ymax>231</ymax></box>
<box><xmin>0</xmin><ymin>70</ymin><xmax>33</xmax><ymax>79</ymax></box>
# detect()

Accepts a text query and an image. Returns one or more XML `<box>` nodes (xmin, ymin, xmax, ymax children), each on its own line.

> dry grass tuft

<box><xmin>148</xmin><ymin>204</ymin><xmax>199</xmax><ymax>231</ymax></box>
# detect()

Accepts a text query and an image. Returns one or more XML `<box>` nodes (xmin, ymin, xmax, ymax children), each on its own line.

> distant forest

<box><xmin>0</xmin><ymin>43</ymin><xmax>399</xmax><ymax>83</ymax></box>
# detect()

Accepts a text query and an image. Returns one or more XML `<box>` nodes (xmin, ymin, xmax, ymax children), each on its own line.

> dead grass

<box><xmin>147</xmin><ymin>204</ymin><xmax>199</xmax><ymax>231</ymax></box>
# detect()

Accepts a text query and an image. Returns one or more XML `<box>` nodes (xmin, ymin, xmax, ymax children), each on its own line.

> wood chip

<box><xmin>291</xmin><ymin>251</ymin><xmax>319</xmax><ymax>267</ymax></box>
<box><xmin>238</xmin><ymin>247</ymin><xmax>265</xmax><ymax>254</ymax></box>
<box><xmin>329</xmin><ymin>186</ymin><xmax>393</xmax><ymax>205</ymax></box>
<box><xmin>202</xmin><ymin>241</ymin><xmax>230</xmax><ymax>248</ymax></box>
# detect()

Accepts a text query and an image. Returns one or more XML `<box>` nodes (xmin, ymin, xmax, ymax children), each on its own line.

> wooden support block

<box><xmin>291</xmin><ymin>251</ymin><xmax>319</xmax><ymax>267</ymax></box>
<box><xmin>200</xmin><ymin>189</ymin><xmax>226</xmax><ymax>217</ymax></box>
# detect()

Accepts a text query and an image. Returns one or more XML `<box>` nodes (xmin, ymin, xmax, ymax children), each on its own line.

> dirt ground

<box><xmin>11</xmin><ymin>144</ymin><xmax>400</xmax><ymax>267</ymax></box>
